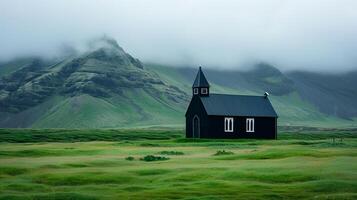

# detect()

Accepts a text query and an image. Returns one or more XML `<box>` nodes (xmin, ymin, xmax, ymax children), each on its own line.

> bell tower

<box><xmin>192</xmin><ymin>66</ymin><xmax>210</xmax><ymax>97</ymax></box>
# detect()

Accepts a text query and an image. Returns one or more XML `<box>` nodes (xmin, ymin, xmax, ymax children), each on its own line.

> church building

<box><xmin>185</xmin><ymin>67</ymin><xmax>278</xmax><ymax>139</ymax></box>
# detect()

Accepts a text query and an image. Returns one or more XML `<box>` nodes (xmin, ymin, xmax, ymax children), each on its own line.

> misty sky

<box><xmin>1</xmin><ymin>0</ymin><xmax>357</xmax><ymax>72</ymax></box>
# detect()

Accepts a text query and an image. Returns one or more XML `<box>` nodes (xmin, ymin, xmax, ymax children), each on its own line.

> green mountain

<box><xmin>0</xmin><ymin>37</ymin><xmax>188</xmax><ymax>128</ymax></box>
<box><xmin>0</xmin><ymin>38</ymin><xmax>356</xmax><ymax>128</ymax></box>
<box><xmin>148</xmin><ymin>64</ymin><xmax>357</xmax><ymax>127</ymax></box>
<box><xmin>287</xmin><ymin>71</ymin><xmax>357</xmax><ymax>119</ymax></box>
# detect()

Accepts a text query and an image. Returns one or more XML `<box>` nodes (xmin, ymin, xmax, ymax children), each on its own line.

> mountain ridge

<box><xmin>0</xmin><ymin>38</ymin><xmax>188</xmax><ymax>128</ymax></box>
<box><xmin>0</xmin><ymin>38</ymin><xmax>356</xmax><ymax>128</ymax></box>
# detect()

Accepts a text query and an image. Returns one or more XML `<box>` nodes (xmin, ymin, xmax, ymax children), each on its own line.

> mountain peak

<box><xmin>83</xmin><ymin>36</ymin><xmax>144</xmax><ymax>69</ymax></box>
<box><xmin>252</xmin><ymin>63</ymin><xmax>282</xmax><ymax>75</ymax></box>
<box><xmin>87</xmin><ymin>36</ymin><xmax>124</xmax><ymax>52</ymax></box>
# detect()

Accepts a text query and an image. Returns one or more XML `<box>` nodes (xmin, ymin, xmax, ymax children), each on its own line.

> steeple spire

<box><xmin>192</xmin><ymin>66</ymin><xmax>210</xmax><ymax>88</ymax></box>
<box><xmin>192</xmin><ymin>66</ymin><xmax>210</xmax><ymax>97</ymax></box>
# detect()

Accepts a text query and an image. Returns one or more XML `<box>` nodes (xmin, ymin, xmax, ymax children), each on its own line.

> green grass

<box><xmin>0</xmin><ymin>128</ymin><xmax>356</xmax><ymax>199</ymax></box>
<box><xmin>31</xmin><ymin>91</ymin><xmax>185</xmax><ymax>129</ymax></box>
<box><xmin>0</xmin><ymin>128</ymin><xmax>182</xmax><ymax>142</ymax></box>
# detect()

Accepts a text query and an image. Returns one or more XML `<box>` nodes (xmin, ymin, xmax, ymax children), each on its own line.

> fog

<box><xmin>1</xmin><ymin>0</ymin><xmax>357</xmax><ymax>72</ymax></box>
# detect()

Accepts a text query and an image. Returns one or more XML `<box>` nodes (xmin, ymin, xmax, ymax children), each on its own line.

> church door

<box><xmin>193</xmin><ymin>115</ymin><xmax>200</xmax><ymax>138</ymax></box>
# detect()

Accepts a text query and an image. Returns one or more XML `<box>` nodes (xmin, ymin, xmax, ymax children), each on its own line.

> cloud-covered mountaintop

<box><xmin>1</xmin><ymin>0</ymin><xmax>357</xmax><ymax>72</ymax></box>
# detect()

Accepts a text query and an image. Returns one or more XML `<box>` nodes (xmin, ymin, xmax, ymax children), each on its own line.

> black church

<box><xmin>185</xmin><ymin>67</ymin><xmax>278</xmax><ymax>139</ymax></box>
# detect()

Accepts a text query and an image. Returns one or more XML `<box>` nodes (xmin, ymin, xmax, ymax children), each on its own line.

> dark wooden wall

<box><xmin>204</xmin><ymin>116</ymin><xmax>277</xmax><ymax>139</ymax></box>
<box><xmin>186</xmin><ymin>96</ymin><xmax>277</xmax><ymax>139</ymax></box>
<box><xmin>186</xmin><ymin>112</ymin><xmax>277</xmax><ymax>139</ymax></box>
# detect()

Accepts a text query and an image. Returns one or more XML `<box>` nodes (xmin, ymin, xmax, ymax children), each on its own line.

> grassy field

<box><xmin>0</xmin><ymin>128</ymin><xmax>356</xmax><ymax>199</ymax></box>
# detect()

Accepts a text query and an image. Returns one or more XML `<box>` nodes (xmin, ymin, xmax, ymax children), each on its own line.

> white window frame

<box><xmin>224</xmin><ymin>117</ymin><xmax>234</xmax><ymax>132</ymax></box>
<box><xmin>246</xmin><ymin>118</ymin><xmax>255</xmax><ymax>132</ymax></box>
<box><xmin>201</xmin><ymin>88</ymin><xmax>208</xmax><ymax>94</ymax></box>
<box><xmin>193</xmin><ymin>88</ymin><xmax>198</xmax><ymax>94</ymax></box>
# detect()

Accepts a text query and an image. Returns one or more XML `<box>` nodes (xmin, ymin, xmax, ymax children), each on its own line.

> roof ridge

<box><xmin>210</xmin><ymin>93</ymin><xmax>265</xmax><ymax>97</ymax></box>
<box><xmin>198</xmin><ymin>66</ymin><xmax>201</xmax><ymax>85</ymax></box>
<box><xmin>199</xmin><ymin>93</ymin><xmax>278</xmax><ymax>117</ymax></box>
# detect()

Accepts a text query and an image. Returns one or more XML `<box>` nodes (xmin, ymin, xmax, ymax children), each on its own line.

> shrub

<box><xmin>125</xmin><ymin>156</ymin><xmax>135</xmax><ymax>161</ymax></box>
<box><xmin>140</xmin><ymin>155</ymin><xmax>169</xmax><ymax>162</ymax></box>
<box><xmin>159</xmin><ymin>151</ymin><xmax>184</xmax><ymax>155</ymax></box>
<box><xmin>214</xmin><ymin>150</ymin><xmax>234</xmax><ymax>156</ymax></box>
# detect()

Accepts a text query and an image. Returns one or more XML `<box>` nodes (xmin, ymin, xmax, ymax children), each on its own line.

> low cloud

<box><xmin>1</xmin><ymin>0</ymin><xmax>357</xmax><ymax>72</ymax></box>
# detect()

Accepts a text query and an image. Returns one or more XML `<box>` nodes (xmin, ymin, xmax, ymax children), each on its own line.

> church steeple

<box><xmin>192</xmin><ymin>66</ymin><xmax>210</xmax><ymax>97</ymax></box>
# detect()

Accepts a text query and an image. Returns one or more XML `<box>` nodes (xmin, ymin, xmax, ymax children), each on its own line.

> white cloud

<box><xmin>0</xmin><ymin>0</ymin><xmax>357</xmax><ymax>72</ymax></box>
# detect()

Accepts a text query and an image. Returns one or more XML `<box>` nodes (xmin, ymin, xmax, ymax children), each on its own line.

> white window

<box><xmin>224</xmin><ymin>117</ymin><xmax>234</xmax><ymax>132</ymax></box>
<box><xmin>246</xmin><ymin>118</ymin><xmax>254</xmax><ymax>132</ymax></box>
<box><xmin>194</xmin><ymin>88</ymin><xmax>198</xmax><ymax>94</ymax></box>
<box><xmin>201</xmin><ymin>88</ymin><xmax>208</xmax><ymax>94</ymax></box>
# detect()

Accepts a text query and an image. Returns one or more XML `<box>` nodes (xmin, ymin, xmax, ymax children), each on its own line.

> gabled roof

<box><xmin>192</xmin><ymin>67</ymin><xmax>210</xmax><ymax>88</ymax></box>
<box><xmin>200</xmin><ymin>94</ymin><xmax>278</xmax><ymax>117</ymax></box>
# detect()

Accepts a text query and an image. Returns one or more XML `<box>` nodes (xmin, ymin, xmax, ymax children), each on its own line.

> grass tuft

<box><xmin>213</xmin><ymin>150</ymin><xmax>234</xmax><ymax>156</ymax></box>
<box><xmin>159</xmin><ymin>151</ymin><xmax>184</xmax><ymax>155</ymax></box>
<box><xmin>0</xmin><ymin>167</ymin><xmax>29</xmax><ymax>176</ymax></box>
<box><xmin>125</xmin><ymin>156</ymin><xmax>135</xmax><ymax>161</ymax></box>
<box><xmin>140</xmin><ymin>155</ymin><xmax>170</xmax><ymax>162</ymax></box>
<box><xmin>133</xmin><ymin>169</ymin><xmax>171</xmax><ymax>176</ymax></box>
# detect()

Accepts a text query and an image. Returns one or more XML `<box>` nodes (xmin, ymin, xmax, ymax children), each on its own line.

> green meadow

<box><xmin>0</xmin><ymin>128</ymin><xmax>356</xmax><ymax>199</ymax></box>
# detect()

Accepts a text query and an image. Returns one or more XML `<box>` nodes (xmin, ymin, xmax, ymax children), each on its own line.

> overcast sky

<box><xmin>1</xmin><ymin>0</ymin><xmax>357</xmax><ymax>72</ymax></box>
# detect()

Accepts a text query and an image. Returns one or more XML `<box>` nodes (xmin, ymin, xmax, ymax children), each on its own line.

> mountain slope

<box><xmin>0</xmin><ymin>38</ymin><xmax>356</xmax><ymax>128</ymax></box>
<box><xmin>287</xmin><ymin>71</ymin><xmax>357</xmax><ymax>119</ymax></box>
<box><xmin>0</xmin><ymin>38</ymin><xmax>188</xmax><ymax>128</ymax></box>
<box><xmin>148</xmin><ymin>63</ymin><xmax>357</xmax><ymax>127</ymax></box>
